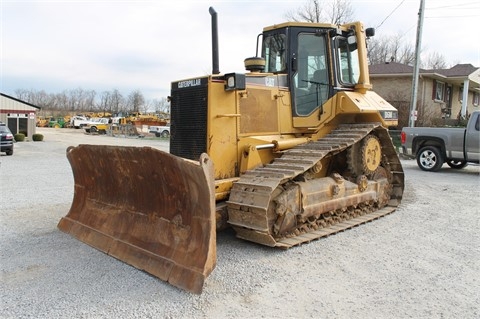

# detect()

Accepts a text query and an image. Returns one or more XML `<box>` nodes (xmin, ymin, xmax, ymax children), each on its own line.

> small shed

<box><xmin>0</xmin><ymin>93</ymin><xmax>41</xmax><ymax>139</ymax></box>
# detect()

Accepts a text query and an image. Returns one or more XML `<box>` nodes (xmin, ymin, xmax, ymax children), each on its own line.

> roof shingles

<box><xmin>369</xmin><ymin>62</ymin><xmax>478</xmax><ymax>77</ymax></box>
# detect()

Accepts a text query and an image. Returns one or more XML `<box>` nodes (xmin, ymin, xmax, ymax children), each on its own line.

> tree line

<box><xmin>15</xmin><ymin>88</ymin><xmax>170</xmax><ymax>116</ymax></box>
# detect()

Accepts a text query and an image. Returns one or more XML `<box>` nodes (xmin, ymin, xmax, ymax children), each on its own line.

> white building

<box><xmin>0</xmin><ymin>93</ymin><xmax>40</xmax><ymax>139</ymax></box>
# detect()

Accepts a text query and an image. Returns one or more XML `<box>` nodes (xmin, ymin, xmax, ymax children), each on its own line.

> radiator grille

<box><xmin>170</xmin><ymin>79</ymin><xmax>208</xmax><ymax>161</ymax></box>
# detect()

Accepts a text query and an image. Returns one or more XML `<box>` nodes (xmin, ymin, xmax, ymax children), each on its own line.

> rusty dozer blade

<box><xmin>58</xmin><ymin>145</ymin><xmax>216</xmax><ymax>294</ymax></box>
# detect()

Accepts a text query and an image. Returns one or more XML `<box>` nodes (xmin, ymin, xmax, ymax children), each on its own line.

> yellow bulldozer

<box><xmin>58</xmin><ymin>8</ymin><xmax>404</xmax><ymax>294</ymax></box>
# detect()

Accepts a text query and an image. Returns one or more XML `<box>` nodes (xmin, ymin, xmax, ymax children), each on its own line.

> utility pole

<box><xmin>409</xmin><ymin>0</ymin><xmax>425</xmax><ymax>127</ymax></box>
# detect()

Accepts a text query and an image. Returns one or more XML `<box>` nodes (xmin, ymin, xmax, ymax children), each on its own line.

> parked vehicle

<box><xmin>70</xmin><ymin>116</ymin><xmax>90</xmax><ymax>129</ymax></box>
<box><xmin>84</xmin><ymin>118</ymin><xmax>110</xmax><ymax>134</ymax></box>
<box><xmin>0</xmin><ymin>122</ymin><xmax>14</xmax><ymax>155</ymax></box>
<box><xmin>36</xmin><ymin>116</ymin><xmax>49</xmax><ymax>127</ymax></box>
<box><xmin>48</xmin><ymin>117</ymin><xmax>68</xmax><ymax>128</ymax></box>
<box><xmin>149</xmin><ymin>124</ymin><xmax>170</xmax><ymax>138</ymax></box>
<box><xmin>401</xmin><ymin>110</ymin><xmax>480</xmax><ymax>171</ymax></box>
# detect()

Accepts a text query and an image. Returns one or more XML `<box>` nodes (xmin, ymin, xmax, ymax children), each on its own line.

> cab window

<box><xmin>335</xmin><ymin>36</ymin><xmax>360</xmax><ymax>85</ymax></box>
<box><xmin>263</xmin><ymin>34</ymin><xmax>287</xmax><ymax>73</ymax></box>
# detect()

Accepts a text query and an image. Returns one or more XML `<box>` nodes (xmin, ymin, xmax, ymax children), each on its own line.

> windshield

<box><xmin>0</xmin><ymin>126</ymin><xmax>11</xmax><ymax>133</ymax></box>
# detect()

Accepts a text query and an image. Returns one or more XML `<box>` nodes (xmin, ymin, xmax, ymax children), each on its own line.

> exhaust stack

<box><xmin>209</xmin><ymin>7</ymin><xmax>220</xmax><ymax>74</ymax></box>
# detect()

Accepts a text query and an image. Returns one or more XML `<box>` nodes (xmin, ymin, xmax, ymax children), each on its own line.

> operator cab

<box><xmin>257</xmin><ymin>23</ymin><xmax>369</xmax><ymax>117</ymax></box>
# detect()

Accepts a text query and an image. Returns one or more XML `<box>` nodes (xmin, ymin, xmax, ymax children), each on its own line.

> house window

<box><xmin>459</xmin><ymin>87</ymin><xmax>463</xmax><ymax>102</ymax></box>
<box><xmin>445</xmin><ymin>86</ymin><xmax>451</xmax><ymax>104</ymax></box>
<box><xmin>433</xmin><ymin>80</ymin><xmax>445</xmax><ymax>102</ymax></box>
<box><xmin>474</xmin><ymin>92</ymin><xmax>479</xmax><ymax>107</ymax></box>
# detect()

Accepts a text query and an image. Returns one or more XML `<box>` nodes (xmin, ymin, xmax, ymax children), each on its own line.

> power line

<box><xmin>376</xmin><ymin>0</ymin><xmax>406</xmax><ymax>29</ymax></box>
<box><xmin>425</xmin><ymin>2</ymin><xmax>479</xmax><ymax>19</ymax></box>
<box><xmin>426</xmin><ymin>15</ymin><xmax>479</xmax><ymax>18</ymax></box>
<box><xmin>427</xmin><ymin>2</ymin><xmax>480</xmax><ymax>10</ymax></box>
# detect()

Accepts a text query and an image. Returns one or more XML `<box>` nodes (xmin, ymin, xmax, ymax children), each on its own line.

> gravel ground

<box><xmin>1</xmin><ymin>128</ymin><xmax>479</xmax><ymax>319</ymax></box>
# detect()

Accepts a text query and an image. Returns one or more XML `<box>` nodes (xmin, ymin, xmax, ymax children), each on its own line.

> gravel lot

<box><xmin>1</xmin><ymin>127</ymin><xmax>479</xmax><ymax>319</ymax></box>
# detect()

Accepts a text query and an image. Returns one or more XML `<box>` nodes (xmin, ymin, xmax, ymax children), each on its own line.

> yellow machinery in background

<box><xmin>58</xmin><ymin>8</ymin><xmax>404</xmax><ymax>294</ymax></box>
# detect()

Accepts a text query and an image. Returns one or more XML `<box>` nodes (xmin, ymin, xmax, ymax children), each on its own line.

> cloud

<box><xmin>1</xmin><ymin>0</ymin><xmax>479</xmax><ymax>102</ymax></box>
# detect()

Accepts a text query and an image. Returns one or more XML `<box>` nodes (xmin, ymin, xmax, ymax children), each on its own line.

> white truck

<box><xmin>401</xmin><ymin>110</ymin><xmax>480</xmax><ymax>171</ymax></box>
<box><xmin>149</xmin><ymin>124</ymin><xmax>170</xmax><ymax>138</ymax></box>
<box><xmin>70</xmin><ymin>116</ymin><xmax>91</xmax><ymax>129</ymax></box>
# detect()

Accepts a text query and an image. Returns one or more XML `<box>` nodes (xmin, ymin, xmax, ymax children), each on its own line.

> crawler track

<box><xmin>227</xmin><ymin>123</ymin><xmax>404</xmax><ymax>248</ymax></box>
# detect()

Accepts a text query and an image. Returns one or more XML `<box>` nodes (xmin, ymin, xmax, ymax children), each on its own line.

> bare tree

<box><xmin>99</xmin><ymin>91</ymin><xmax>111</xmax><ymax>115</ymax></box>
<box><xmin>284</xmin><ymin>0</ymin><xmax>354</xmax><ymax>24</ymax></box>
<box><xmin>326</xmin><ymin>0</ymin><xmax>354</xmax><ymax>24</ymax></box>
<box><xmin>45</xmin><ymin>93</ymin><xmax>59</xmax><ymax>111</ymax></box>
<box><xmin>33</xmin><ymin>90</ymin><xmax>49</xmax><ymax>110</ymax></box>
<box><xmin>14</xmin><ymin>89</ymin><xmax>55</xmax><ymax>110</ymax></box>
<box><xmin>367</xmin><ymin>36</ymin><xmax>391</xmax><ymax>64</ymax></box>
<box><xmin>423</xmin><ymin>51</ymin><xmax>447</xmax><ymax>70</ymax></box>
<box><xmin>285</xmin><ymin>0</ymin><xmax>322</xmax><ymax>23</ymax></box>
<box><xmin>152</xmin><ymin>97</ymin><xmax>170</xmax><ymax>114</ymax></box>
<box><xmin>66</xmin><ymin>88</ymin><xmax>82</xmax><ymax>113</ymax></box>
<box><xmin>140</xmin><ymin>100</ymin><xmax>151</xmax><ymax>114</ymax></box>
<box><xmin>397</xmin><ymin>44</ymin><xmax>416</xmax><ymax>66</ymax></box>
<box><xmin>84</xmin><ymin>90</ymin><xmax>97</xmax><ymax>112</ymax></box>
<box><xmin>368</xmin><ymin>34</ymin><xmax>448</xmax><ymax>69</ymax></box>
<box><xmin>127</xmin><ymin>90</ymin><xmax>145</xmax><ymax>113</ymax></box>
<box><xmin>367</xmin><ymin>33</ymin><xmax>415</xmax><ymax>65</ymax></box>
<box><xmin>14</xmin><ymin>89</ymin><xmax>30</xmax><ymax>101</ymax></box>
<box><xmin>56</xmin><ymin>92</ymin><xmax>69</xmax><ymax>113</ymax></box>
<box><xmin>109</xmin><ymin>89</ymin><xmax>125</xmax><ymax>115</ymax></box>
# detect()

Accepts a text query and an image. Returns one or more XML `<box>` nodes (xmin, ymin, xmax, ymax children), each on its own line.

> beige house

<box><xmin>0</xmin><ymin>92</ymin><xmax>40</xmax><ymax>138</ymax></box>
<box><xmin>369</xmin><ymin>62</ymin><xmax>480</xmax><ymax>128</ymax></box>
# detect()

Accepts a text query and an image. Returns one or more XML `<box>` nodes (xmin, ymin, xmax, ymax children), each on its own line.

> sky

<box><xmin>1</xmin><ymin>0</ymin><xmax>479</xmax><ymax>102</ymax></box>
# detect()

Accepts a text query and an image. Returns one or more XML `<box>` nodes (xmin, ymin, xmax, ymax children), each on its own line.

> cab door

<box><xmin>289</xmin><ymin>29</ymin><xmax>332</xmax><ymax>128</ymax></box>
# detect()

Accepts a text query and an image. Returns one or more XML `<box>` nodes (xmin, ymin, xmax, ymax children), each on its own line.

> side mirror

<box><xmin>366</xmin><ymin>28</ymin><xmax>375</xmax><ymax>38</ymax></box>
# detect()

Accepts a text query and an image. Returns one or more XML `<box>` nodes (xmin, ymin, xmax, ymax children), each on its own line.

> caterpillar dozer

<box><xmin>58</xmin><ymin>8</ymin><xmax>404</xmax><ymax>294</ymax></box>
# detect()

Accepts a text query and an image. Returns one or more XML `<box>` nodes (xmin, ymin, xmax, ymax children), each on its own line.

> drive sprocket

<box><xmin>347</xmin><ymin>134</ymin><xmax>382</xmax><ymax>176</ymax></box>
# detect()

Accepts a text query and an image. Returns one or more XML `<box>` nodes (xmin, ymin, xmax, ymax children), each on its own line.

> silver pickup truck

<box><xmin>401</xmin><ymin>110</ymin><xmax>480</xmax><ymax>171</ymax></box>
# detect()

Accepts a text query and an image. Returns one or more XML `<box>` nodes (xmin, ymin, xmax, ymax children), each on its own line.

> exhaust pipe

<box><xmin>209</xmin><ymin>7</ymin><xmax>220</xmax><ymax>74</ymax></box>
